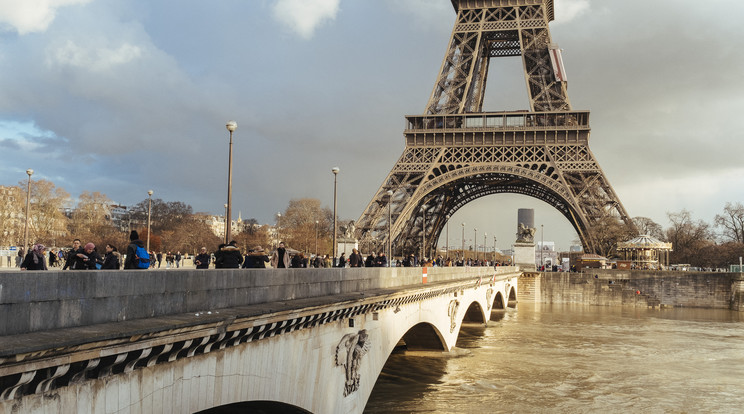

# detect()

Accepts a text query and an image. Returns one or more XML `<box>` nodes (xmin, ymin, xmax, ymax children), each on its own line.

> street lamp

<box><xmin>224</xmin><ymin>120</ymin><xmax>237</xmax><ymax>243</ymax></box>
<box><xmin>386</xmin><ymin>190</ymin><xmax>393</xmax><ymax>267</ymax></box>
<box><xmin>461</xmin><ymin>222</ymin><xmax>465</xmax><ymax>261</ymax></box>
<box><xmin>474</xmin><ymin>227</ymin><xmax>477</xmax><ymax>263</ymax></box>
<box><xmin>147</xmin><ymin>190</ymin><xmax>153</xmax><ymax>252</ymax></box>
<box><xmin>484</xmin><ymin>232</ymin><xmax>487</xmax><ymax>264</ymax></box>
<box><xmin>23</xmin><ymin>169</ymin><xmax>33</xmax><ymax>255</ymax></box>
<box><xmin>223</xmin><ymin>204</ymin><xmax>228</xmax><ymax>243</ymax></box>
<box><xmin>445</xmin><ymin>214</ymin><xmax>450</xmax><ymax>259</ymax></box>
<box><xmin>332</xmin><ymin>167</ymin><xmax>339</xmax><ymax>266</ymax></box>
<box><xmin>493</xmin><ymin>236</ymin><xmax>497</xmax><ymax>263</ymax></box>
<box><xmin>421</xmin><ymin>210</ymin><xmax>426</xmax><ymax>261</ymax></box>
<box><xmin>315</xmin><ymin>220</ymin><xmax>319</xmax><ymax>255</ymax></box>
<box><xmin>276</xmin><ymin>212</ymin><xmax>282</xmax><ymax>248</ymax></box>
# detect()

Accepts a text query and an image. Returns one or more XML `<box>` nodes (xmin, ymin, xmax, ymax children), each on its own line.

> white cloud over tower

<box><xmin>272</xmin><ymin>0</ymin><xmax>341</xmax><ymax>39</ymax></box>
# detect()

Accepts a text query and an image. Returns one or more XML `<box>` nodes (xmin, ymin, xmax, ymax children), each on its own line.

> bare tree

<box><xmin>65</xmin><ymin>191</ymin><xmax>131</xmax><ymax>252</ymax></box>
<box><xmin>665</xmin><ymin>210</ymin><xmax>713</xmax><ymax>266</ymax></box>
<box><xmin>587</xmin><ymin>215</ymin><xmax>636</xmax><ymax>258</ymax></box>
<box><xmin>714</xmin><ymin>202</ymin><xmax>744</xmax><ymax>243</ymax></box>
<box><xmin>131</xmin><ymin>198</ymin><xmax>193</xmax><ymax>234</ymax></box>
<box><xmin>20</xmin><ymin>179</ymin><xmax>70</xmax><ymax>246</ymax></box>
<box><xmin>69</xmin><ymin>192</ymin><xmax>114</xmax><ymax>234</ymax></box>
<box><xmin>698</xmin><ymin>241</ymin><xmax>744</xmax><ymax>269</ymax></box>
<box><xmin>276</xmin><ymin>198</ymin><xmax>333</xmax><ymax>254</ymax></box>
<box><xmin>163</xmin><ymin>218</ymin><xmax>221</xmax><ymax>254</ymax></box>
<box><xmin>632</xmin><ymin>216</ymin><xmax>665</xmax><ymax>240</ymax></box>
<box><xmin>234</xmin><ymin>224</ymin><xmax>271</xmax><ymax>254</ymax></box>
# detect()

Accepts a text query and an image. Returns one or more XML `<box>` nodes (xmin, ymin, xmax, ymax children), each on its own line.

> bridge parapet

<box><xmin>0</xmin><ymin>266</ymin><xmax>518</xmax><ymax>336</ymax></box>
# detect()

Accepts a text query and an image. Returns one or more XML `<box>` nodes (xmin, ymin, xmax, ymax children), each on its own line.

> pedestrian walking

<box><xmin>195</xmin><ymin>247</ymin><xmax>211</xmax><ymax>269</ymax></box>
<box><xmin>20</xmin><ymin>244</ymin><xmax>48</xmax><ymax>270</ymax></box>
<box><xmin>242</xmin><ymin>246</ymin><xmax>269</xmax><ymax>269</ymax></box>
<box><xmin>271</xmin><ymin>242</ymin><xmax>290</xmax><ymax>269</ymax></box>
<box><xmin>217</xmin><ymin>241</ymin><xmax>243</xmax><ymax>268</ymax></box>
<box><xmin>349</xmin><ymin>248</ymin><xmax>363</xmax><ymax>267</ymax></box>
<box><xmin>62</xmin><ymin>239</ymin><xmax>82</xmax><ymax>270</ymax></box>
<box><xmin>72</xmin><ymin>243</ymin><xmax>101</xmax><ymax>270</ymax></box>
<box><xmin>102</xmin><ymin>244</ymin><xmax>121</xmax><ymax>269</ymax></box>
<box><xmin>365</xmin><ymin>252</ymin><xmax>376</xmax><ymax>267</ymax></box>
<box><xmin>375</xmin><ymin>252</ymin><xmax>388</xmax><ymax>267</ymax></box>
<box><xmin>124</xmin><ymin>231</ymin><xmax>149</xmax><ymax>270</ymax></box>
<box><xmin>337</xmin><ymin>252</ymin><xmax>346</xmax><ymax>268</ymax></box>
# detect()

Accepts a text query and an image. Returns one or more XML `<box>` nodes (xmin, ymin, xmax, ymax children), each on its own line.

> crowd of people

<box><xmin>18</xmin><ymin>231</ymin><xmax>147</xmax><ymax>270</ymax></box>
<box><xmin>17</xmin><ymin>232</ymin><xmax>504</xmax><ymax>271</ymax></box>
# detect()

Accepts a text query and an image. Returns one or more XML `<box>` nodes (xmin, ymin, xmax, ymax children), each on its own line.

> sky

<box><xmin>1</xmin><ymin>0</ymin><xmax>743</xmax><ymax>252</ymax></box>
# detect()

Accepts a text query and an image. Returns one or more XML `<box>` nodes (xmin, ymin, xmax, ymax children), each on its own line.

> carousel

<box><xmin>617</xmin><ymin>235</ymin><xmax>673</xmax><ymax>270</ymax></box>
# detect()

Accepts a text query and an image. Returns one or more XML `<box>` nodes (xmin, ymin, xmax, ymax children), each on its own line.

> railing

<box><xmin>405</xmin><ymin>111</ymin><xmax>590</xmax><ymax>131</ymax></box>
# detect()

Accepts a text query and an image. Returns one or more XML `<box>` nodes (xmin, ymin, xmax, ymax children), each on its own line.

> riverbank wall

<box><xmin>525</xmin><ymin>270</ymin><xmax>744</xmax><ymax>310</ymax></box>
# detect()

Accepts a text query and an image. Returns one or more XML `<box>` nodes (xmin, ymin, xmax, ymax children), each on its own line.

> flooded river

<box><xmin>365</xmin><ymin>304</ymin><xmax>744</xmax><ymax>413</ymax></box>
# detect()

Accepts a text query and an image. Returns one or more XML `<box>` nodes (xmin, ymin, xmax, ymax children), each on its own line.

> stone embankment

<box><xmin>524</xmin><ymin>270</ymin><xmax>744</xmax><ymax>311</ymax></box>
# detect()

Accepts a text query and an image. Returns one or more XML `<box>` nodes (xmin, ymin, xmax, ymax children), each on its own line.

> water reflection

<box><xmin>365</xmin><ymin>304</ymin><xmax>744</xmax><ymax>413</ymax></box>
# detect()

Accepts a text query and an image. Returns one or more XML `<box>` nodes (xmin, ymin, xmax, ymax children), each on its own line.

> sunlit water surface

<box><xmin>365</xmin><ymin>304</ymin><xmax>744</xmax><ymax>413</ymax></box>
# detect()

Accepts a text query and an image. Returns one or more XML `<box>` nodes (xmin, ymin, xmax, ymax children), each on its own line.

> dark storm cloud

<box><xmin>0</xmin><ymin>0</ymin><xmax>742</xmax><ymax>250</ymax></box>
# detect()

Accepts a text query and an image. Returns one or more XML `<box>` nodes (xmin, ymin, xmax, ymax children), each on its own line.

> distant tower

<box><xmin>355</xmin><ymin>0</ymin><xmax>634</xmax><ymax>255</ymax></box>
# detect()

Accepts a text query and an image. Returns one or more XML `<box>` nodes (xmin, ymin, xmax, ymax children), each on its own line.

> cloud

<box><xmin>45</xmin><ymin>40</ymin><xmax>142</xmax><ymax>72</ymax></box>
<box><xmin>388</xmin><ymin>0</ymin><xmax>451</xmax><ymax>24</ymax></box>
<box><xmin>554</xmin><ymin>0</ymin><xmax>590</xmax><ymax>24</ymax></box>
<box><xmin>0</xmin><ymin>0</ymin><xmax>93</xmax><ymax>35</ymax></box>
<box><xmin>272</xmin><ymin>0</ymin><xmax>340</xmax><ymax>39</ymax></box>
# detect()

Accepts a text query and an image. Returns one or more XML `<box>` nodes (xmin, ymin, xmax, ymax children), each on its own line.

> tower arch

<box><xmin>390</xmin><ymin>165</ymin><xmax>588</xmax><ymax>257</ymax></box>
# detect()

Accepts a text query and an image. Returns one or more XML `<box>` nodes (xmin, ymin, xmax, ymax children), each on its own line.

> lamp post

<box><xmin>421</xmin><ymin>210</ymin><xmax>426</xmax><ymax>261</ymax></box>
<box><xmin>223</xmin><ymin>204</ymin><xmax>228</xmax><ymax>243</ymax></box>
<box><xmin>484</xmin><ymin>232</ymin><xmax>487</xmax><ymax>264</ymax></box>
<box><xmin>386</xmin><ymin>190</ymin><xmax>393</xmax><ymax>267</ymax></box>
<box><xmin>493</xmin><ymin>236</ymin><xmax>497</xmax><ymax>263</ymax></box>
<box><xmin>23</xmin><ymin>169</ymin><xmax>33</xmax><ymax>255</ymax></box>
<box><xmin>461</xmin><ymin>222</ymin><xmax>465</xmax><ymax>261</ymax></box>
<box><xmin>276</xmin><ymin>212</ymin><xmax>282</xmax><ymax>248</ymax></box>
<box><xmin>146</xmin><ymin>190</ymin><xmax>153</xmax><ymax>252</ymax></box>
<box><xmin>222</xmin><ymin>121</ymin><xmax>237</xmax><ymax>245</ymax></box>
<box><xmin>332</xmin><ymin>167</ymin><xmax>340</xmax><ymax>266</ymax></box>
<box><xmin>315</xmin><ymin>220</ymin><xmax>319</xmax><ymax>255</ymax></box>
<box><xmin>474</xmin><ymin>227</ymin><xmax>477</xmax><ymax>263</ymax></box>
<box><xmin>445</xmin><ymin>215</ymin><xmax>450</xmax><ymax>259</ymax></box>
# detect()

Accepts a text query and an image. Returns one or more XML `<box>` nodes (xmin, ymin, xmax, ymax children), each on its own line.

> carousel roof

<box><xmin>617</xmin><ymin>234</ymin><xmax>672</xmax><ymax>250</ymax></box>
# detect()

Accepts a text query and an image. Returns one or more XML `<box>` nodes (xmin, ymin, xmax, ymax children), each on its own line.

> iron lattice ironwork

<box><xmin>356</xmin><ymin>0</ymin><xmax>633</xmax><ymax>256</ymax></box>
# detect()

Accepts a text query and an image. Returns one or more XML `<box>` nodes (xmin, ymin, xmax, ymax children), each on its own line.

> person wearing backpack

<box><xmin>124</xmin><ymin>230</ymin><xmax>149</xmax><ymax>270</ymax></box>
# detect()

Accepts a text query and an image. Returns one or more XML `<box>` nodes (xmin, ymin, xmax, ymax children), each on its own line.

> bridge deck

<box><xmin>1</xmin><ymin>285</ymin><xmax>392</xmax><ymax>358</ymax></box>
<box><xmin>0</xmin><ymin>269</ymin><xmax>519</xmax><ymax>377</ymax></box>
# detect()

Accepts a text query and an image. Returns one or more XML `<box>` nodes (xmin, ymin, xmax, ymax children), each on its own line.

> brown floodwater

<box><xmin>365</xmin><ymin>303</ymin><xmax>744</xmax><ymax>413</ymax></box>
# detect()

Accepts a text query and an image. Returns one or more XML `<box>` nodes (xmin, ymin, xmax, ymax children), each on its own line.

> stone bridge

<box><xmin>0</xmin><ymin>266</ymin><xmax>519</xmax><ymax>413</ymax></box>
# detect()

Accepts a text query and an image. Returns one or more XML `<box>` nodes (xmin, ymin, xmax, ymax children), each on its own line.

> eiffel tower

<box><xmin>355</xmin><ymin>0</ymin><xmax>634</xmax><ymax>256</ymax></box>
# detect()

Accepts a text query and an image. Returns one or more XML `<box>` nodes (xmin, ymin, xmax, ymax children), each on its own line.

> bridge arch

<box><xmin>399</xmin><ymin>322</ymin><xmax>446</xmax><ymax>351</ymax></box>
<box><xmin>462</xmin><ymin>301</ymin><xmax>487</xmax><ymax>323</ymax></box>
<box><xmin>507</xmin><ymin>286</ymin><xmax>517</xmax><ymax>308</ymax></box>
<box><xmin>198</xmin><ymin>401</ymin><xmax>312</xmax><ymax>414</ymax></box>
<box><xmin>391</xmin><ymin>165</ymin><xmax>591</xmax><ymax>255</ymax></box>
<box><xmin>492</xmin><ymin>291</ymin><xmax>505</xmax><ymax>310</ymax></box>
